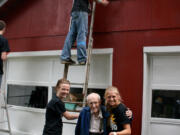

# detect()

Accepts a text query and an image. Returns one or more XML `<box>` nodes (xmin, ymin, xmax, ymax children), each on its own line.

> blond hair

<box><xmin>104</xmin><ymin>86</ymin><xmax>122</xmax><ymax>110</ymax></box>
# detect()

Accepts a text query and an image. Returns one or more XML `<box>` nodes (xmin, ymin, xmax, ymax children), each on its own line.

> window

<box><xmin>7</xmin><ymin>84</ymin><xmax>48</xmax><ymax>109</ymax></box>
<box><xmin>52</xmin><ymin>87</ymin><xmax>105</xmax><ymax>111</ymax></box>
<box><xmin>151</xmin><ymin>90</ymin><xmax>180</xmax><ymax>119</ymax></box>
<box><xmin>6</xmin><ymin>49</ymin><xmax>112</xmax><ymax>111</ymax></box>
<box><xmin>143</xmin><ymin>46</ymin><xmax>180</xmax><ymax>135</ymax></box>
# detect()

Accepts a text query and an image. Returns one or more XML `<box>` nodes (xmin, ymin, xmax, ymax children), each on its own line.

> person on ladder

<box><xmin>61</xmin><ymin>0</ymin><xmax>109</xmax><ymax>65</ymax></box>
<box><xmin>0</xmin><ymin>20</ymin><xmax>10</xmax><ymax>93</ymax></box>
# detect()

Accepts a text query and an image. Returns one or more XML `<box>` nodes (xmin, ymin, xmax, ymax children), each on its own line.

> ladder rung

<box><xmin>64</xmin><ymin>101</ymin><xmax>85</xmax><ymax>104</ymax></box>
<box><xmin>0</xmin><ymin>129</ymin><xmax>10</xmax><ymax>133</ymax></box>
<box><xmin>70</xmin><ymin>82</ymin><xmax>84</xmax><ymax>85</ymax></box>
<box><xmin>67</xmin><ymin>63</ymin><xmax>86</xmax><ymax>66</ymax></box>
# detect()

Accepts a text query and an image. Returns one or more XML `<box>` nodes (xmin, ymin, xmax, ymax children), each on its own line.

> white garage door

<box><xmin>142</xmin><ymin>46</ymin><xmax>180</xmax><ymax>135</ymax></box>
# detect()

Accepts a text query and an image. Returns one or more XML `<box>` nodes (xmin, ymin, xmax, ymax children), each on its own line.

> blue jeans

<box><xmin>61</xmin><ymin>11</ymin><xmax>88</xmax><ymax>62</ymax></box>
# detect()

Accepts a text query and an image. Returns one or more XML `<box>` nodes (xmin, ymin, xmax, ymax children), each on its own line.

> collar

<box><xmin>91</xmin><ymin>109</ymin><xmax>103</xmax><ymax>119</ymax></box>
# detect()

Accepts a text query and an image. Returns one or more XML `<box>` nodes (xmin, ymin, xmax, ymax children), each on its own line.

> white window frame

<box><xmin>5</xmin><ymin>49</ymin><xmax>113</xmax><ymax>113</ymax></box>
<box><xmin>142</xmin><ymin>46</ymin><xmax>180</xmax><ymax>135</ymax></box>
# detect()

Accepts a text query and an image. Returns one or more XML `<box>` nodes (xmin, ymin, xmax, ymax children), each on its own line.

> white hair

<box><xmin>86</xmin><ymin>93</ymin><xmax>101</xmax><ymax>103</ymax></box>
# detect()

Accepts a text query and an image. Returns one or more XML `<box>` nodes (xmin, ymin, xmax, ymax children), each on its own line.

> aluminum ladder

<box><xmin>0</xmin><ymin>61</ymin><xmax>12</xmax><ymax>135</ymax></box>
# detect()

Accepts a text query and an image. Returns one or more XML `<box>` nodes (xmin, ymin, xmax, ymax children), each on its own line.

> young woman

<box><xmin>104</xmin><ymin>86</ymin><xmax>131</xmax><ymax>135</ymax></box>
<box><xmin>43</xmin><ymin>79</ymin><xmax>79</xmax><ymax>135</ymax></box>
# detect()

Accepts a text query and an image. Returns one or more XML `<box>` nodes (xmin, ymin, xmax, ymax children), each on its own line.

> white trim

<box><xmin>7</xmin><ymin>48</ymin><xmax>113</xmax><ymax>58</ymax></box>
<box><xmin>151</xmin><ymin>84</ymin><xmax>180</xmax><ymax>90</ymax></box>
<box><xmin>142</xmin><ymin>52</ymin><xmax>150</xmax><ymax>135</ymax></box>
<box><xmin>109</xmin><ymin>53</ymin><xmax>113</xmax><ymax>85</ymax></box>
<box><xmin>7</xmin><ymin>80</ymin><xmax>52</xmax><ymax>86</ymax></box>
<box><xmin>48</xmin><ymin>86</ymin><xmax>53</xmax><ymax>102</ymax></box>
<box><xmin>7</xmin><ymin>105</ymin><xmax>45</xmax><ymax>113</ymax></box>
<box><xmin>144</xmin><ymin>46</ymin><xmax>180</xmax><ymax>53</ymax></box>
<box><xmin>150</xmin><ymin>118</ymin><xmax>180</xmax><ymax>125</ymax></box>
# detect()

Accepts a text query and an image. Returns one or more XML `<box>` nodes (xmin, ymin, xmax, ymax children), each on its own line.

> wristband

<box><xmin>113</xmin><ymin>132</ymin><xmax>117</xmax><ymax>135</ymax></box>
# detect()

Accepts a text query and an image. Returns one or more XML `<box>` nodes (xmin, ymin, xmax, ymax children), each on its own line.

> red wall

<box><xmin>1</xmin><ymin>0</ymin><xmax>180</xmax><ymax>135</ymax></box>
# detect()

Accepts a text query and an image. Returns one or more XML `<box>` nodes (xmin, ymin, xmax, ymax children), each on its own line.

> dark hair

<box><xmin>55</xmin><ymin>78</ymin><xmax>70</xmax><ymax>90</ymax></box>
<box><xmin>0</xmin><ymin>20</ymin><xmax>6</xmax><ymax>30</ymax></box>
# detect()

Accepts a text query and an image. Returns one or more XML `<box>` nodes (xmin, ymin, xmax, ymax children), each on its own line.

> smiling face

<box><xmin>56</xmin><ymin>83</ymin><xmax>70</xmax><ymax>99</ymax></box>
<box><xmin>87</xmin><ymin>93</ymin><xmax>101</xmax><ymax>115</ymax></box>
<box><xmin>105</xmin><ymin>86</ymin><xmax>121</xmax><ymax>107</ymax></box>
<box><xmin>105</xmin><ymin>91</ymin><xmax>120</xmax><ymax>107</ymax></box>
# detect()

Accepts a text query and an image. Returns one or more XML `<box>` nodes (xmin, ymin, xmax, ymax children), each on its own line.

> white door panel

<box><xmin>150</xmin><ymin>123</ymin><xmax>180</xmax><ymax>135</ymax></box>
<box><xmin>143</xmin><ymin>47</ymin><xmax>180</xmax><ymax>135</ymax></box>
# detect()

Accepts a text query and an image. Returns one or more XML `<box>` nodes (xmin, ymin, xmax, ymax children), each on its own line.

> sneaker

<box><xmin>61</xmin><ymin>58</ymin><xmax>76</xmax><ymax>64</ymax></box>
<box><xmin>79</xmin><ymin>61</ymin><xmax>86</xmax><ymax>65</ymax></box>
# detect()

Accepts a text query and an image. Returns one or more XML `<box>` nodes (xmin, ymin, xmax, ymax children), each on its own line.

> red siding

<box><xmin>94</xmin><ymin>0</ymin><xmax>152</xmax><ymax>31</ymax></box>
<box><xmin>1</xmin><ymin>0</ymin><xmax>180</xmax><ymax>135</ymax></box>
<box><xmin>152</xmin><ymin>0</ymin><xmax>180</xmax><ymax>28</ymax></box>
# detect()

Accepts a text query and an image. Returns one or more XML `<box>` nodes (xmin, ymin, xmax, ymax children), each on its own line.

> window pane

<box><xmin>52</xmin><ymin>87</ymin><xmax>105</xmax><ymax>110</ymax></box>
<box><xmin>152</xmin><ymin>90</ymin><xmax>180</xmax><ymax>119</ymax></box>
<box><xmin>7</xmin><ymin>85</ymin><xmax>48</xmax><ymax>109</ymax></box>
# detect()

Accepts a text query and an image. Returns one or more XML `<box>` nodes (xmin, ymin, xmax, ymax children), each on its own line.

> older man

<box><xmin>75</xmin><ymin>93</ymin><xmax>108</xmax><ymax>135</ymax></box>
<box><xmin>75</xmin><ymin>93</ymin><xmax>132</xmax><ymax>135</ymax></box>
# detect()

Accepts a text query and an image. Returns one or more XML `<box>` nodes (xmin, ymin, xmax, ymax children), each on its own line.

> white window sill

<box><xmin>7</xmin><ymin>105</ymin><xmax>45</xmax><ymax>113</ymax></box>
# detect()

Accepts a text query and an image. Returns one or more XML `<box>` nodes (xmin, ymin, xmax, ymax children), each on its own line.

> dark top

<box><xmin>0</xmin><ymin>35</ymin><xmax>10</xmax><ymax>74</ymax></box>
<box><xmin>72</xmin><ymin>0</ymin><xmax>90</xmax><ymax>13</ymax></box>
<box><xmin>107</xmin><ymin>104</ymin><xmax>131</xmax><ymax>133</ymax></box>
<box><xmin>43</xmin><ymin>96</ymin><xmax>66</xmax><ymax>135</ymax></box>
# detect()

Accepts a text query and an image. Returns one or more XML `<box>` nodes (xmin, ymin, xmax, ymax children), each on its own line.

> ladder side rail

<box><xmin>82</xmin><ymin>1</ymin><xmax>97</xmax><ymax>107</ymax></box>
<box><xmin>0</xmin><ymin>60</ymin><xmax>12</xmax><ymax>135</ymax></box>
<box><xmin>82</xmin><ymin>39</ymin><xmax>93</xmax><ymax>107</ymax></box>
<box><xmin>63</xmin><ymin>64</ymin><xmax>69</xmax><ymax>79</ymax></box>
<box><xmin>3</xmin><ymin>61</ymin><xmax>12</xmax><ymax>135</ymax></box>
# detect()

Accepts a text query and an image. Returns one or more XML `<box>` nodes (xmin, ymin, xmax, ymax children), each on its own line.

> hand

<box><xmin>126</xmin><ymin>108</ymin><xmax>133</xmax><ymax>119</ymax></box>
<box><xmin>98</xmin><ymin>0</ymin><xmax>109</xmax><ymax>6</ymax></box>
<box><xmin>1</xmin><ymin>52</ymin><xmax>7</xmax><ymax>60</ymax></box>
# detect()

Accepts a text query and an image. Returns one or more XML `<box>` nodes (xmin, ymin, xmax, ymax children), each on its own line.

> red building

<box><xmin>1</xmin><ymin>0</ymin><xmax>180</xmax><ymax>135</ymax></box>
